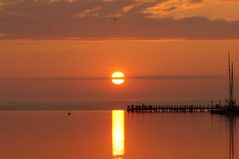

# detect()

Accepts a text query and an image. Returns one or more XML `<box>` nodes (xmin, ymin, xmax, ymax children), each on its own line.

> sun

<box><xmin>112</xmin><ymin>72</ymin><xmax>125</xmax><ymax>85</ymax></box>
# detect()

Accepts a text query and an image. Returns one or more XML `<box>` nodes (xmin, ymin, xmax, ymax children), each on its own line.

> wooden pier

<box><xmin>127</xmin><ymin>53</ymin><xmax>239</xmax><ymax>115</ymax></box>
<box><xmin>127</xmin><ymin>104</ymin><xmax>219</xmax><ymax>113</ymax></box>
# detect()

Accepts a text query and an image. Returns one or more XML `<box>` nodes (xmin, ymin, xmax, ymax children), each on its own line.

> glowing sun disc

<box><xmin>112</xmin><ymin>72</ymin><xmax>125</xmax><ymax>78</ymax></box>
<box><xmin>112</xmin><ymin>72</ymin><xmax>125</xmax><ymax>85</ymax></box>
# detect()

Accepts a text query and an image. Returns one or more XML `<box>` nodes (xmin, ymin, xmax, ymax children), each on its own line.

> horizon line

<box><xmin>0</xmin><ymin>75</ymin><xmax>224</xmax><ymax>81</ymax></box>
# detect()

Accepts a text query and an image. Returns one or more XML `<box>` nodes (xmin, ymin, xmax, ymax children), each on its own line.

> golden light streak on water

<box><xmin>112</xmin><ymin>110</ymin><xmax>125</xmax><ymax>158</ymax></box>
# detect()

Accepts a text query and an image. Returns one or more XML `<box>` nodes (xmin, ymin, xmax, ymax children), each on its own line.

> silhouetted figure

<box><xmin>68</xmin><ymin>112</ymin><xmax>71</xmax><ymax>116</ymax></box>
<box><xmin>127</xmin><ymin>106</ymin><xmax>130</xmax><ymax>112</ymax></box>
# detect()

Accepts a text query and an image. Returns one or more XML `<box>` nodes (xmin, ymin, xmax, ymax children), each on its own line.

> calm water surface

<box><xmin>0</xmin><ymin>110</ymin><xmax>238</xmax><ymax>159</ymax></box>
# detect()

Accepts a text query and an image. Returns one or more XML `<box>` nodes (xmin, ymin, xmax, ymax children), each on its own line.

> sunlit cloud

<box><xmin>74</xmin><ymin>6</ymin><xmax>102</xmax><ymax>18</ymax></box>
<box><xmin>0</xmin><ymin>0</ymin><xmax>239</xmax><ymax>39</ymax></box>
<box><xmin>121</xmin><ymin>0</ymin><xmax>153</xmax><ymax>13</ymax></box>
<box><xmin>144</xmin><ymin>0</ymin><xmax>239</xmax><ymax>21</ymax></box>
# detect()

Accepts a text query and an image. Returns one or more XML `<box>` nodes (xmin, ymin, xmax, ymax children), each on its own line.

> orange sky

<box><xmin>1</xmin><ymin>39</ymin><xmax>239</xmax><ymax>109</ymax></box>
<box><xmin>1</xmin><ymin>39</ymin><xmax>239</xmax><ymax>78</ymax></box>
<box><xmin>0</xmin><ymin>0</ymin><xmax>239</xmax><ymax>109</ymax></box>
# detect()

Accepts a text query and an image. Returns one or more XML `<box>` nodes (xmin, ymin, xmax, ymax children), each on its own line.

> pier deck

<box><xmin>127</xmin><ymin>104</ymin><xmax>219</xmax><ymax>113</ymax></box>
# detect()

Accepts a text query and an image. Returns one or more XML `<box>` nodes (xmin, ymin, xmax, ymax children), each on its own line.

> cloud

<box><xmin>0</xmin><ymin>0</ymin><xmax>238</xmax><ymax>39</ymax></box>
<box><xmin>74</xmin><ymin>6</ymin><xmax>102</xmax><ymax>18</ymax></box>
<box><xmin>121</xmin><ymin>0</ymin><xmax>153</xmax><ymax>13</ymax></box>
<box><xmin>144</xmin><ymin>0</ymin><xmax>239</xmax><ymax>21</ymax></box>
<box><xmin>0</xmin><ymin>33</ymin><xmax>7</xmax><ymax>37</ymax></box>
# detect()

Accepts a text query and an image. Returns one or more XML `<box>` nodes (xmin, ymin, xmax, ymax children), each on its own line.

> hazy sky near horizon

<box><xmin>0</xmin><ymin>0</ymin><xmax>239</xmax><ymax>108</ymax></box>
<box><xmin>1</xmin><ymin>40</ymin><xmax>239</xmax><ymax>108</ymax></box>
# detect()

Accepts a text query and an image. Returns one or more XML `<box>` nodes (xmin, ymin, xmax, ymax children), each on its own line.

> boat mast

<box><xmin>228</xmin><ymin>51</ymin><xmax>231</xmax><ymax>106</ymax></box>
<box><xmin>231</xmin><ymin>62</ymin><xmax>234</xmax><ymax>106</ymax></box>
<box><xmin>228</xmin><ymin>51</ymin><xmax>234</xmax><ymax>107</ymax></box>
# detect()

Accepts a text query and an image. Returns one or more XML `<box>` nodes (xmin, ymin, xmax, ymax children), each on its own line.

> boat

<box><xmin>210</xmin><ymin>52</ymin><xmax>239</xmax><ymax>115</ymax></box>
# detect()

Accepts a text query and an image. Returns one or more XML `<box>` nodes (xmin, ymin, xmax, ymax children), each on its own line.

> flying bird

<box><xmin>108</xmin><ymin>15</ymin><xmax>120</xmax><ymax>21</ymax></box>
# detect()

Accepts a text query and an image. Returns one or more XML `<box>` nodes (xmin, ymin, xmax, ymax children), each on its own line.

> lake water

<box><xmin>0</xmin><ymin>110</ymin><xmax>238</xmax><ymax>159</ymax></box>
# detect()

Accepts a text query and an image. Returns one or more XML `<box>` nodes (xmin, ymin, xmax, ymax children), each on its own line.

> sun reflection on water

<box><xmin>112</xmin><ymin>110</ymin><xmax>125</xmax><ymax>158</ymax></box>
